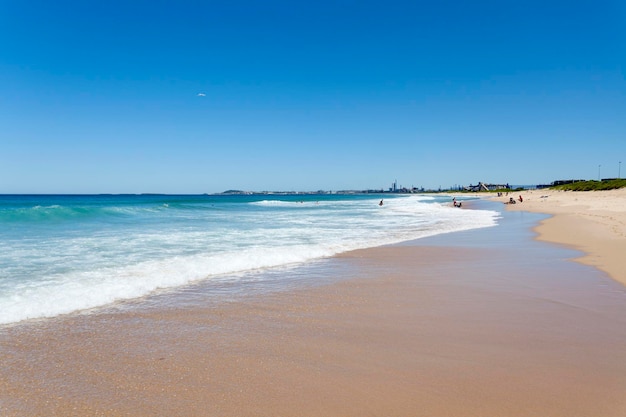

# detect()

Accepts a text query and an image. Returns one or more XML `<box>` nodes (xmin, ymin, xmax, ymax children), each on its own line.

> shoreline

<box><xmin>2</xmin><ymin>198</ymin><xmax>626</xmax><ymax>416</ymax></box>
<box><xmin>485</xmin><ymin>188</ymin><xmax>626</xmax><ymax>286</ymax></box>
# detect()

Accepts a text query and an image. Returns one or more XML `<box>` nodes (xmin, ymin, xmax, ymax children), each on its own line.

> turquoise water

<box><xmin>0</xmin><ymin>193</ymin><xmax>499</xmax><ymax>324</ymax></box>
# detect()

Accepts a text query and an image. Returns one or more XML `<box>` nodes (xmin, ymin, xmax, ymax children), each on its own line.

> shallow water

<box><xmin>0</xmin><ymin>193</ymin><xmax>498</xmax><ymax>325</ymax></box>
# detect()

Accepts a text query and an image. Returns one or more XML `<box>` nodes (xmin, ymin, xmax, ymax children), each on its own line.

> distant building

<box><xmin>464</xmin><ymin>182</ymin><xmax>509</xmax><ymax>192</ymax></box>
<box><xmin>552</xmin><ymin>179</ymin><xmax>586</xmax><ymax>186</ymax></box>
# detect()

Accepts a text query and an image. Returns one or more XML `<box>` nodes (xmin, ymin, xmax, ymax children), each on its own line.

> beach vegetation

<box><xmin>550</xmin><ymin>179</ymin><xmax>626</xmax><ymax>191</ymax></box>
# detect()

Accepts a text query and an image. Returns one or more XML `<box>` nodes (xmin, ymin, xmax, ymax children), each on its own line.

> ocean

<box><xmin>0</xmin><ymin>193</ymin><xmax>499</xmax><ymax>325</ymax></box>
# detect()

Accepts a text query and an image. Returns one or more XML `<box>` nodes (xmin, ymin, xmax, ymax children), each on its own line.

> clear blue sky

<box><xmin>1</xmin><ymin>0</ymin><xmax>625</xmax><ymax>193</ymax></box>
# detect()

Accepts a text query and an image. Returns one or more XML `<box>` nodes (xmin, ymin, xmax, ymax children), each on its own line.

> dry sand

<box><xmin>489</xmin><ymin>188</ymin><xmax>626</xmax><ymax>286</ymax></box>
<box><xmin>1</xmin><ymin>195</ymin><xmax>626</xmax><ymax>416</ymax></box>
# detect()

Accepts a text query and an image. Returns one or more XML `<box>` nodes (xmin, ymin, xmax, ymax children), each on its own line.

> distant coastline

<box><xmin>2</xmin><ymin>178</ymin><xmax>623</xmax><ymax>197</ymax></box>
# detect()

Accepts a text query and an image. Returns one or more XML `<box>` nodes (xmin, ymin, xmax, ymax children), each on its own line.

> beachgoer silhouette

<box><xmin>379</xmin><ymin>199</ymin><xmax>383</xmax><ymax>206</ymax></box>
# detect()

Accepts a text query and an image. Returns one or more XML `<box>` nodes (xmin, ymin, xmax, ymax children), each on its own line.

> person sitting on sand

<box><xmin>508</xmin><ymin>197</ymin><xmax>516</xmax><ymax>204</ymax></box>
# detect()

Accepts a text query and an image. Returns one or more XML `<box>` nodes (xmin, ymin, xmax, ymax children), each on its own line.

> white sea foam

<box><xmin>0</xmin><ymin>194</ymin><xmax>499</xmax><ymax>325</ymax></box>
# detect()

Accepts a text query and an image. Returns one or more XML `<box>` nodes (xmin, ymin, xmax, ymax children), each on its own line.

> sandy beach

<box><xmin>490</xmin><ymin>188</ymin><xmax>626</xmax><ymax>286</ymax></box>
<box><xmin>1</xmin><ymin>195</ymin><xmax>626</xmax><ymax>416</ymax></box>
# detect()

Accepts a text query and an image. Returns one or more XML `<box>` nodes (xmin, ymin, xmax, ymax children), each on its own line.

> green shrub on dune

<box><xmin>551</xmin><ymin>179</ymin><xmax>626</xmax><ymax>191</ymax></box>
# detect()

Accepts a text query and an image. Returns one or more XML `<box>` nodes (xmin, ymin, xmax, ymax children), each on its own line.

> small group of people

<box><xmin>506</xmin><ymin>195</ymin><xmax>523</xmax><ymax>204</ymax></box>
<box><xmin>452</xmin><ymin>197</ymin><xmax>462</xmax><ymax>208</ymax></box>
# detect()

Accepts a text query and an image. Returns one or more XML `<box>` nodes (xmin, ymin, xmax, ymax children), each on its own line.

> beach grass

<box><xmin>549</xmin><ymin>178</ymin><xmax>626</xmax><ymax>191</ymax></box>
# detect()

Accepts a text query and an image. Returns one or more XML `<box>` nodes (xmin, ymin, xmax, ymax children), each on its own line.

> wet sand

<box><xmin>490</xmin><ymin>188</ymin><xmax>626</xmax><ymax>286</ymax></box>
<box><xmin>1</xmin><ymin>202</ymin><xmax>626</xmax><ymax>416</ymax></box>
